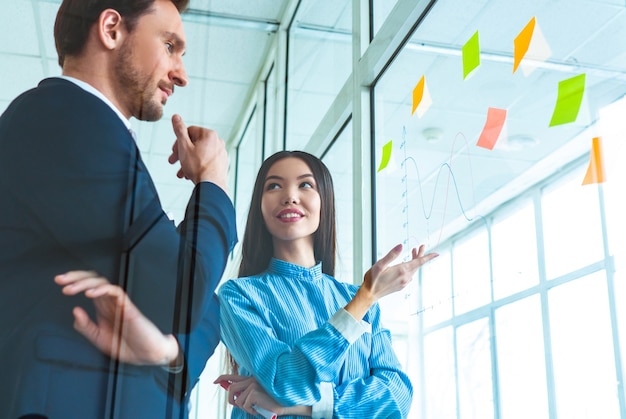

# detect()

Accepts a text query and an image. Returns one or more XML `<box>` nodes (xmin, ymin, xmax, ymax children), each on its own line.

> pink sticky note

<box><xmin>476</xmin><ymin>107</ymin><xmax>507</xmax><ymax>150</ymax></box>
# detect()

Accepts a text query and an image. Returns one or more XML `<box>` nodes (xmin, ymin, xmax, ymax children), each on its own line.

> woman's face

<box><xmin>260</xmin><ymin>157</ymin><xmax>321</xmax><ymax>249</ymax></box>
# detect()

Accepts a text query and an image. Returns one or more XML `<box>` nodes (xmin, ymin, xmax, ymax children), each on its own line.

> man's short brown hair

<box><xmin>54</xmin><ymin>0</ymin><xmax>189</xmax><ymax>67</ymax></box>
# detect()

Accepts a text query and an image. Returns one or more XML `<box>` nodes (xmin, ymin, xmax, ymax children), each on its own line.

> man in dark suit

<box><xmin>0</xmin><ymin>0</ymin><xmax>237</xmax><ymax>417</ymax></box>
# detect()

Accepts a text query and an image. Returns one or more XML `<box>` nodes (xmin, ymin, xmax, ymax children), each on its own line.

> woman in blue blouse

<box><xmin>215</xmin><ymin>151</ymin><xmax>438</xmax><ymax>418</ymax></box>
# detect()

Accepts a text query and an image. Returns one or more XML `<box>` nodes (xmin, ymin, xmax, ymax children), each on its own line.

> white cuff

<box><xmin>328</xmin><ymin>308</ymin><xmax>371</xmax><ymax>344</ymax></box>
<box><xmin>312</xmin><ymin>381</ymin><xmax>334</xmax><ymax>419</ymax></box>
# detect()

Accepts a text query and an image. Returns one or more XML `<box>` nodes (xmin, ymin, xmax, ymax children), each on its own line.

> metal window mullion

<box><xmin>597</xmin><ymin>183</ymin><xmax>626</xmax><ymax>417</ymax></box>
<box><xmin>535</xmin><ymin>187</ymin><xmax>558</xmax><ymax>419</ymax></box>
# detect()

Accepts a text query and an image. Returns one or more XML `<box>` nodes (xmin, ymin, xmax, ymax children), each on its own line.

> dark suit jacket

<box><xmin>0</xmin><ymin>78</ymin><xmax>237</xmax><ymax>418</ymax></box>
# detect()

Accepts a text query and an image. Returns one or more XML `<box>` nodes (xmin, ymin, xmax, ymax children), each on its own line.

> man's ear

<box><xmin>97</xmin><ymin>9</ymin><xmax>125</xmax><ymax>50</ymax></box>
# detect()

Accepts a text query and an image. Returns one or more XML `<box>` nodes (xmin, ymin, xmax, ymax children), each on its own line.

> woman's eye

<box><xmin>266</xmin><ymin>183</ymin><xmax>280</xmax><ymax>190</ymax></box>
<box><xmin>300</xmin><ymin>181</ymin><xmax>314</xmax><ymax>189</ymax></box>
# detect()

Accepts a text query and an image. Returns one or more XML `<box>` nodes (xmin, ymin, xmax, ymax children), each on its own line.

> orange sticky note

<box><xmin>513</xmin><ymin>17</ymin><xmax>552</xmax><ymax>76</ymax></box>
<box><xmin>513</xmin><ymin>17</ymin><xmax>535</xmax><ymax>73</ymax></box>
<box><xmin>476</xmin><ymin>107</ymin><xmax>507</xmax><ymax>150</ymax></box>
<box><xmin>582</xmin><ymin>137</ymin><xmax>606</xmax><ymax>185</ymax></box>
<box><xmin>411</xmin><ymin>75</ymin><xmax>432</xmax><ymax>117</ymax></box>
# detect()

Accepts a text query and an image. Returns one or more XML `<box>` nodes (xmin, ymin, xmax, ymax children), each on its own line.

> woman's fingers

<box><xmin>374</xmin><ymin>244</ymin><xmax>403</xmax><ymax>270</ymax></box>
<box><xmin>407</xmin><ymin>245</ymin><xmax>439</xmax><ymax>269</ymax></box>
<box><xmin>366</xmin><ymin>244</ymin><xmax>439</xmax><ymax>299</ymax></box>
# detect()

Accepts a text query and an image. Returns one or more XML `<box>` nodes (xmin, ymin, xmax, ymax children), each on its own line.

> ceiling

<box><xmin>1</xmin><ymin>0</ymin><xmax>625</xmax><ymax>251</ymax></box>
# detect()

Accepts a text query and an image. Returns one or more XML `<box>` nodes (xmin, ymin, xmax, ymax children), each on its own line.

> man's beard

<box><xmin>115</xmin><ymin>42</ymin><xmax>163</xmax><ymax>122</ymax></box>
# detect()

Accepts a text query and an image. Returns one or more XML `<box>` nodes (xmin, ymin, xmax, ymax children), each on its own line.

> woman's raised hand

<box><xmin>346</xmin><ymin>244</ymin><xmax>438</xmax><ymax>320</ymax></box>
<box><xmin>364</xmin><ymin>243</ymin><xmax>438</xmax><ymax>300</ymax></box>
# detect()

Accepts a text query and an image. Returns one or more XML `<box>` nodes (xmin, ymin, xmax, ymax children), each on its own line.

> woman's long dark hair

<box><xmin>238</xmin><ymin>151</ymin><xmax>337</xmax><ymax>277</ymax></box>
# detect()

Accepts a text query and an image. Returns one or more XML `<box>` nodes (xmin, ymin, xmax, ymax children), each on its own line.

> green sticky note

<box><xmin>549</xmin><ymin>73</ymin><xmax>586</xmax><ymax>126</ymax></box>
<box><xmin>462</xmin><ymin>31</ymin><xmax>480</xmax><ymax>79</ymax></box>
<box><xmin>377</xmin><ymin>141</ymin><xmax>393</xmax><ymax>173</ymax></box>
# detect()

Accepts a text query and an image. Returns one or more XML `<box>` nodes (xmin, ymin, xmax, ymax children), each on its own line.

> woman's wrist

<box><xmin>279</xmin><ymin>405</ymin><xmax>312</xmax><ymax>416</ymax></box>
<box><xmin>345</xmin><ymin>286</ymin><xmax>376</xmax><ymax>321</ymax></box>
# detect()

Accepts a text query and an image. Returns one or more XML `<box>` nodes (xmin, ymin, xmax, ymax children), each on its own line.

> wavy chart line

<box><xmin>398</xmin><ymin>129</ymin><xmax>494</xmax><ymax>316</ymax></box>
<box><xmin>399</xmin><ymin>128</ymin><xmax>484</xmax><ymax>250</ymax></box>
<box><xmin>395</xmin><ymin>128</ymin><xmax>489</xmax><ymax>308</ymax></box>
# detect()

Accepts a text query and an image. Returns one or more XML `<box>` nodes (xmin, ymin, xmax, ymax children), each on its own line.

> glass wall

<box><xmin>9</xmin><ymin>0</ymin><xmax>626</xmax><ymax>417</ymax></box>
<box><xmin>285</xmin><ymin>0</ymin><xmax>352</xmax><ymax>150</ymax></box>
<box><xmin>241</xmin><ymin>0</ymin><xmax>626</xmax><ymax>417</ymax></box>
<box><xmin>321</xmin><ymin>120</ymin><xmax>355</xmax><ymax>283</ymax></box>
<box><xmin>234</xmin><ymin>109</ymin><xmax>262</xmax><ymax>249</ymax></box>
<box><xmin>371</xmin><ymin>0</ymin><xmax>400</xmax><ymax>37</ymax></box>
<box><xmin>372</xmin><ymin>0</ymin><xmax>626</xmax><ymax>418</ymax></box>
<box><xmin>263</xmin><ymin>64</ymin><xmax>278</xmax><ymax>159</ymax></box>
<box><xmin>415</xmin><ymin>161</ymin><xmax>624</xmax><ymax>418</ymax></box>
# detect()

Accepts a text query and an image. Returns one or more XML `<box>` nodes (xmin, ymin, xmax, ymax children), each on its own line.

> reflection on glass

<box><xmin>456</xmin><ymin>318</ymin><xmax>494</xmax><ymax>419</ymax></box>
<box><xmin>235</xmin><ymin>111</ymin><xmax>260</xmax><ymax>244</ymax></box>
<box><xmin>495</xmin><ymin>295</ymin><xmax>548</xmax><ymax>419</ymax></box>
<box><xmin>491</xmin><ymin>202</ymin><xmax>539</xmax><ymax>299</ymax></box>
<box><xmin>321</xmin><ymin>120</ymin><xmax>353</xmax><ymax>284</ymax></box>
<box><xmin>423</xmin><ymin>327</ymin><xmax>457</xmax><ymax>419</ymax></box>
<box><xmin>549</xmin><ymin>272</ymin><xmax>619</xmax><ymax>419</ymax></box>
<box><xmin>615</xmin><ymin>268</ymin><xmax>626</xmax><ymax>392</ymax></box>
<box><xmin>453</xmin><ymin>227</ymin><xmax>491</xmax><ymax>315</ymax></box>
<box><xmin>369</xmin><ymin>0</ymin><xmax>626</xmax><ymax>417</ymax></box>
<box><xmin>372</xmin><ymin>0</ymin><xmax>626</xmax><ymax>263</ymax></box>
<box><xmin>421</xmin><ymin>250</ymin><xmax>452</xmax><ymax>327</ymax></box>
<box><xmin>600</xmin><ymin>96</ymin><xmax>626</xmax><ymax>274</ymax></box>
<box><xmin>264</xmin><ymin>64</ymin><xmax>277</xmax><ymax>158</ymax></box>
<box><xmin>542</xmin><ymin>167</ymin><xmax>603</xmax><ymax>280</ymax></box>
<box><xmin>372</xmin><ymin>0</ymin><xmax>399</xmax><ymax>38</ymax></box>
<box><xmin>286</xmin><ymin>0</ymin><xmax>352</xmax><ymax>149</ymax></box>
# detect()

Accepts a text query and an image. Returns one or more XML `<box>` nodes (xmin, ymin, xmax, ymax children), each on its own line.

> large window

<box><xmin>264</xmin><ymin>64</ymin><xmax>278</xmax><ymax>158</ymax></box>
<box><xmin>414</xmin><ymin>161</ymin><xmax>625</xmax><ymax>418</ymax></box>
<box><xmin>285</xmin><ymin>0</ymin><xmax>352</xmax><ymax>150</ymax></box>
<box><xmin>542</xmin><ymin>169</ymin><xmax>604</xmax><ymax>280</ymax></box>
<box><xmin>373</xmin><ymin>1</ymin><xmax>626</xmax><ymax>418</ymax></box>
<box><xmin>6</xmin><ymin>0</ymin><xmax>624</xmax><ymax>417</ymax></box>
<box><xmin>234</xmin><ymin>109</ymin><xmax>262</xmax><ymax>245</ymax></box>
<box><xmin>321</xmin><ymin>119</ymin><xmax>354</xmax><ymax>283</ymax></box>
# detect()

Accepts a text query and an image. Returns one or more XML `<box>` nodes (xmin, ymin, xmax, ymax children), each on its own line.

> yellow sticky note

<box><xmin>462</xmin><ymin>31</ymin><xmax>480</xmax><ymax>79</ymax></box>
<box><xmin>513</xmin><ymin>17</ymin><xmax>552</xmax><ymax>76</ymax></box>
<box><xmin>582</xmin><ymin>137</ymin><xmax>606</xmax><ymax>185</ymax></box>
<box><xmin>377</xmin><ymin>141</ymin><xmax>393</xmax><ymax>173</ymax></box>
<box><xmin>476</xmin><ymin>107</ymin><xmax>507</xmax><ymax>150</ymax></box>
<box><xmin>411</xmin><ymin>75</ymin><xmax>432</xmax><ymax>118</ymax></box>
<box><xmin>549</xmin><ymin>74</ymin><xmax>586</xmax><ymax>127</ymax></box>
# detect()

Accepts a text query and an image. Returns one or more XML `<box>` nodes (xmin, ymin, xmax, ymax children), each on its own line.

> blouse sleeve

<box><xmin>332</xmin><ymin>305</ymin><xmax>413</xmax><ymax>418</ymax></box>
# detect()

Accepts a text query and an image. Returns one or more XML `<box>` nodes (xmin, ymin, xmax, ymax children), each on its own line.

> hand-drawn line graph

<box><xmin>397</xmin><ymin>125</ymin><xmax>485</xmax><ymax>254</ymax></box>
<box><xmin>390</xmin><ymin>125</ymin><xmax>491</xmax><ymax>315</ymax></box>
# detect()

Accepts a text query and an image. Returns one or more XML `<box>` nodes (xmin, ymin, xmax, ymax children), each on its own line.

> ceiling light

<box><xmin>500</xmin><ymin>134</ymin><xmax>538</xmax><ymax>151</ymax></box>
<box><xmin>422</xmin><ymin>127</ymin><xmax>443</xmax><ymax>143</ymax></box>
